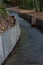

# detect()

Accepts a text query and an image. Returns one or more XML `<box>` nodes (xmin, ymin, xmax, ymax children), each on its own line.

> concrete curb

<box><xmin>0</xmin><ymin>21</ymin><xmax>21</xmax><ymax>65</ymax></box>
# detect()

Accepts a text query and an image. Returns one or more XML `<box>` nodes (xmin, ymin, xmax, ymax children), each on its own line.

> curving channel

<box><xmin>3</xmin><ymin>12</ymin><xmax>43</xmax><ymax>65</ymax></box>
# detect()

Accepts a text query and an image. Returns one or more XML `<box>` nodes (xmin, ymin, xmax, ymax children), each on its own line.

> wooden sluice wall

<box><xmin>18</xmin><ymin>12</ymin><xmax>43</xmax><ymax>31</ymax></box>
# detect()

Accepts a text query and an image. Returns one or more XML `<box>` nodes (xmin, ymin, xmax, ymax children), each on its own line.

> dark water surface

<box><xmin>3</xmin><ymin>12</ymin><xmax>43</xmax><ymax>65</ymax></box>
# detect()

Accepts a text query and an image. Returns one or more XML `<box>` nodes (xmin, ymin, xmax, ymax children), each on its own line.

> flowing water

<box><xmin>3</xmin><ymin>12</ymin><xmax>43</xmax><ymax>65</ymax></box>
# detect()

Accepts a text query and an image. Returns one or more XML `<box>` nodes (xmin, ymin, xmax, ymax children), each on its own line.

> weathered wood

<box><xmin>18</xmin><ymin>12</ymin><xmax>43</xmax><ymax>31</ymax></box>
<box><xmin>31</xmin><ymin>16</ymin><xmax>36</xmax><ymax>26</ymax></box>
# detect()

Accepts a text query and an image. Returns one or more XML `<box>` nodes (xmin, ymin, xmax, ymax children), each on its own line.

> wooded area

<box><xmin>3</xmin><ymin>0</ymin><xmax>43</xmax><ymax>11</ymax></box>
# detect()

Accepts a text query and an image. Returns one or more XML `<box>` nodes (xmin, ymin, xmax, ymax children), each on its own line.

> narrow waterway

<box><xmin>3</xmin><ymin>12</ymin><xmax>43</xmax><ymax>65</ymax></box>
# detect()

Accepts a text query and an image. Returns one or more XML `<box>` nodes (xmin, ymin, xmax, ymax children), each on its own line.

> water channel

<box><xmin>3</xmin><ymin>12</ymin><xmax>43</xmax><ymax>65</ymax></box>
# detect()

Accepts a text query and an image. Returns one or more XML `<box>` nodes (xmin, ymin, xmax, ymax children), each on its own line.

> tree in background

<box><xmin>3</xmin><ymin>0</ymin><xmax>43</xmax><ymax>11</ymax></box>
<box><xmin>33</xmin><ymin>0</ymin><xmax>40</xmax><ymax>11</ymax></box>
<box><xmin>33</xmin><ymin>0</ymin><xmax>43</xmax><ymax>11</ymax></box>
<box><xmin>39</xmin><ymin>0</ymin><xmax>43</xmax><ymax>11</ymax></box>
<box><xmin>16</xmin><ymin>0</ymin><xmax>33</xmax><ymax>10</ymax></box>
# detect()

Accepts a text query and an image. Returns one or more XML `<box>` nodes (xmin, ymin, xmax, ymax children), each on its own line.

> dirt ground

<box><xmin>9</xmin><ymin>7</ymin><xmax>34</xmax><ymax>13</ymax></box>
<box><xmin>9</xmin><ymin>7</ymin><xmax>43</xmax><ymax>20</ymax></box>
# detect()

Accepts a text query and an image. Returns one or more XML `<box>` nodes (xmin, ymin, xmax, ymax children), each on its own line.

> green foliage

<box><xmin>0</xmin><ymin>8</ymin><xmax>7</xmax><ymax>18</ymax></box>
<box><xmin>16</xmin><ymin>0</ymin><xmax>33</xmax><ymax>10</ymax></box>
<box><xmin>24</xmin><ymin>0</ymin><xmax>33</xmax><ymax>9</ymax></box>
<box><xmin>39</xmin><ymin>0</ymin><xmax>43</xmax><ymax>11</ymax></box>
<box><xmin>3</xmin><ymin>0</ymin><xmax>43</xmax><ymax>11</ymax></box>
<box><xmin>0</xmin><ymin>5</ymin><xmax>8</xmax><ymax>18</ymax></box>
<box><xmin>16</xmin><ymin>0</ymin><xmax>43</xmax><ymax>11</ymax></box>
